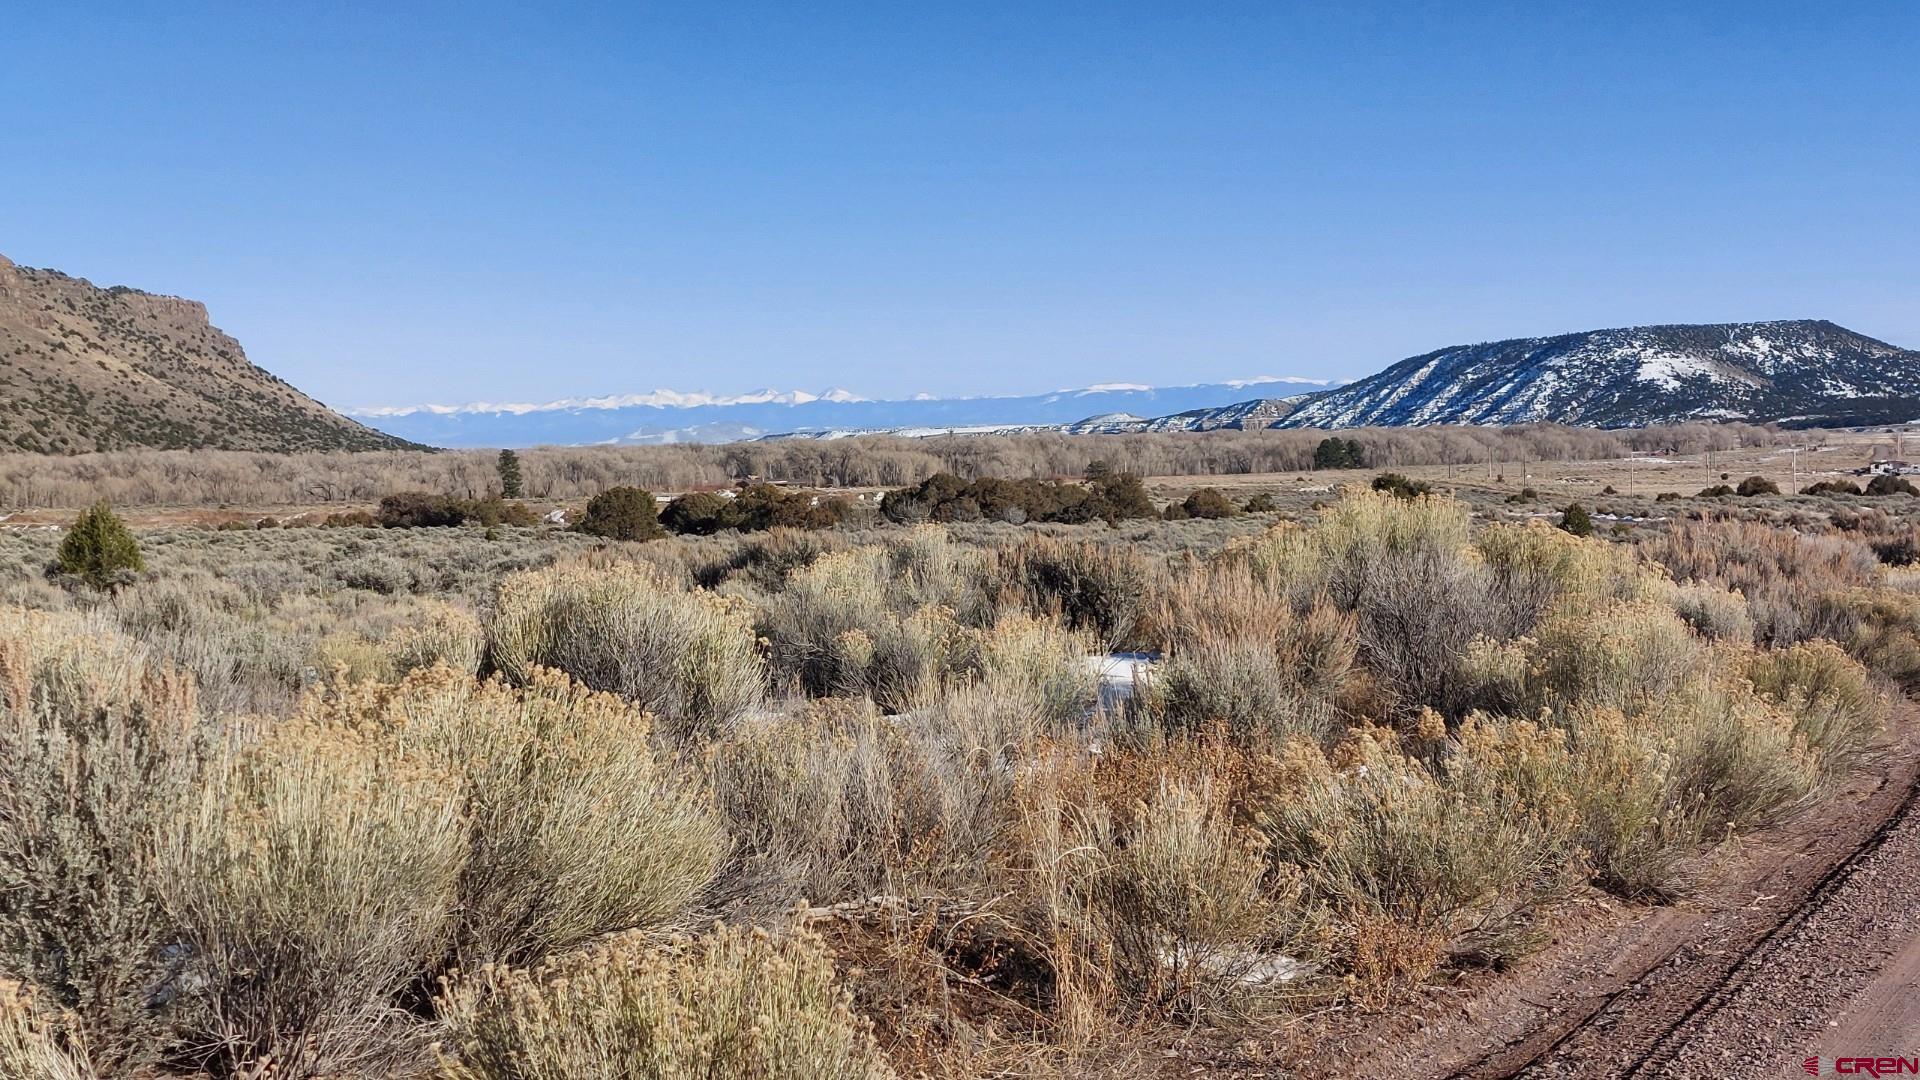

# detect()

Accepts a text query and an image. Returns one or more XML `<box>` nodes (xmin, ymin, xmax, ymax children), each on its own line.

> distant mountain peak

<box><xmin>1275</xmin><ymin>319</ymin><xmax>1919</xmax><ymax>430</ymax></box>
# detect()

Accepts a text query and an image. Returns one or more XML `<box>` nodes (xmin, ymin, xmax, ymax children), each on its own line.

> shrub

<box><xmin>1744</xmin><ymin>640</ymin><xmax>1883</xmax><ymax>775</ymax></box>
<box><xmin>758</xmin><ymin>543</ymin><xmax>976</xmax><ymax>710</ymax></box>
<box><xmin>160</xmin><ymin>713</ymin><xmax>467</xmax><ymax>1076</ymax></box>
<box><xmin>1736</xmin><ymin>475</ymin><xmax>1781</xmax><ymax>497</ymax></box>
<box><xmin>1148</xmin><ymin>563</ymin><xmax>1355</xmax><ymax>744</ymax></box>
<box><xmin>1370</xmin><ymin>473</ymin><xmax>1431</xmax><ymax>500</ymax></box>
<box><xmin>660</xmin><ymin>490</ymin><xmax>735</xmax><ymax>535</ymax></box>
<box><xmin>1180</xmin><ymin>487</ymin><xmax>1239</xmax><ymax>520</ymax></box>
<box><xmin>0</xmin><ymin>981</ymin><xmax>94</xmax><ymax>1080</ymax></box>
<box><xmin>1473</xmin><ymin>519</ymin><xmax>1652</xmax><ymax>637</ymax></box>
<box><xmin>488</xmin><ymin>561</ymin><xmax>764</xmax><ymax>740</ymax></box>
<box><xmin>1103</xmin><ymin>774</ymin><xmax>1314</xmax><ymax>1014</ymax></box>
<box><xmin>54</xmin><ymin>502</ymin><xmax>142</xmax><ymax>589</ymax></box>
<box><xmin>1557</xmin><ymin>503</ymin><xmax>1594</xmax><ymax>537</ymax></box>
<box><xmin>0</xmin><ymin>611</ymin><xmax>205</xmax><ymax>1072</ymax></box>
<box><xmin>1251</xmin><ymin>490</ymin><xmax>1490</xmax><ymax>715</ymax></box>
<box><xmin>1259</xmin><ymin>731</ymin><xmax>1576</xmax><ymax>988</ymax></box>
<box><xmin>882</xmin><ymin>472</ymin><xmax>1156</xmax><ymax>526</ymax></box>
<box><xmin>573</xmin><ymin>486</ymin><xmax>666</xmax><ymax>541</ymax></box>
<box><xmin>1866</xmin><ymin>474</ymin><xmax>1919</xmax><ymax>497</ymax></box>
<box><xmin>1641</xmin><ymin>520</ymin><xmax>1882</xmax><ymax>646</ymax></box>
<box><xmin>1802</xmin><ymin>479</ymin><xmax>1863</xmax><ymax>497</ymax></box>
<box><xmin>729</xmin><ymin>483</ymin><xmax>849</xmax><ymax>531</ymax></box>
<box><xmin>1665</xmin><ymin>581</ymin><xmax>1756</xmax><ymax>643</ymax></box>
<box><xmin>461</xmin><ymin>495</ymin><xmax>539</xmax><ymax>528</ymax></box>
<box><xmin>383</xmin><ymin>600</ymin><xmax>485</xmax><ymax>676</ymax></box>
<box><xmin>302</xmin><ymin>668</ymin><xmax>725</xmax><ymax>966</ymax></box>
<box><xmin>695</xmin><ymin>527</ymin><xmax>846</xmax><ymax>591</ymax></box>
<box><xmin>433</xmin><ymin>925</ymin><xmax>893</xmax><ymax>1080</ymax></box>
<box><xmin>379</xmin><ymin>491</ymin><xmax>469</xmax><ymax>528</ymax></box>
<box><xmin>989</xmin><ymin>534</ymin><xmax>1158</xmax><ymax>648</ymax></box>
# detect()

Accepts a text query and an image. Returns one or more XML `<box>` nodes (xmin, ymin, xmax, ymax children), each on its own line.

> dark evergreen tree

<box><xmin>496</xmin><ymin>449</ymin><xmax>524</xmax><ymax>498</ymax></box>
<box><xmin>56</xmin><ymin>501</ymin><xmax>144</xmax><ymax>589</ymax></box>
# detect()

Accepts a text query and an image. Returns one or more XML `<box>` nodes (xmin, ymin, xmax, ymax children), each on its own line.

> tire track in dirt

<box><xmin>1458</xmin><ymin>708</ymin><xmax>1920</xmax><ymax>1079</ymax></box>
<box><xmin>1296</xmin><ymin>706</ymin><xmax>1920</xmax><ymax>1080</ymax></box>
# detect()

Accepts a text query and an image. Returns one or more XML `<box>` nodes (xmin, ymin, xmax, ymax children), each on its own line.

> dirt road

<box><xmin>1438</xmin><ymin>718</ymin><xmax>1920</xmax><ymax>1079</ymax></box>
<box><xmin>1277</xmin><ymin>707</ymin><xmax>1920</xmax><ymax>1080</ymax></box>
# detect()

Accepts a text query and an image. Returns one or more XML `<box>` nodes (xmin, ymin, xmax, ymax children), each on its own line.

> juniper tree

<box><xmin>496</xmin><ymin>449</ymin><xmax>524</xmax><ymax>499</ymax></box>
<box><xmin>56</xmin><ymin>501</ymin><xmax>143</xmax><ymax>588</ymax></box>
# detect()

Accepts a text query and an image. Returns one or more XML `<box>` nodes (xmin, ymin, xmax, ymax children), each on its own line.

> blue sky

<box><xmin>3</xmin><ymin>2</ymin><xmax>1916</xmax><ymax>409</ymax></box>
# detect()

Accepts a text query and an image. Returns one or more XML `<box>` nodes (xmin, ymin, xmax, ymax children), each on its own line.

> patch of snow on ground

<box><xmin>1086</xmin><ymin>652</ymin><xmax>1155</xmax><ymax>713</ymax></box>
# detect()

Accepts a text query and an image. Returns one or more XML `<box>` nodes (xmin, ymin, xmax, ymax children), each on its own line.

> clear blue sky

<box><xmin>4</xmin><ymin>2</ymin><xmax>1916</xmax><ymax>409</ymax></box>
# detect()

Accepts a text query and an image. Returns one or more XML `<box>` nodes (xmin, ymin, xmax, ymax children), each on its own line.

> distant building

<box><xmin>1861</xmin><ymin>459</ymin><xmax>1920</xmax><ymax>477</ymax></box>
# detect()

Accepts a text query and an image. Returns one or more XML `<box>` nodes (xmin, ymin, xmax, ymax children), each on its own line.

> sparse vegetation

<box><xmin>0</xmin><ymin>474</ymin><xmax>1910</xmax><ymax>1077</ymax></box>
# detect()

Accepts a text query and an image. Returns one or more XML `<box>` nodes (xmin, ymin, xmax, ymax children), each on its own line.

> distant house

<box><xmin>1862</xmin><ymin>459</ymin><xmax>1920</xmax><ymax>477</ymax></box>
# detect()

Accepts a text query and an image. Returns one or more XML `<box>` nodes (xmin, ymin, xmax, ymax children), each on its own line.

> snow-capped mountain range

<box><xmin>1275</xmin><ymin>320</ymin><xmax>1920</xmax><ymax>430</ymax></box>
<box><xmin>349</xmin><ymin>376</ymin><xmax>1338</xmax><ymax>447</ymax></box>
<box><xmin>350</xmin><ymin>321</ymin><xmax>1920</xmax><ymax>447</ymax></box>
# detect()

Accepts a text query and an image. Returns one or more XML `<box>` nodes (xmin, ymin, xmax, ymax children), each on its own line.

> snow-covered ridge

<box><xmin>1274</xmin><ymin>319</ymin><xmax>1920</xmax><ymax>430</ymax></box>
<box><xmin>355</xmin><ymin>387</ymin><xmax>869</xmax><ymax>418</ymax></box>
<box><xmin>352</xmin><ymin>375</ymin><xmax>1338</xmax><ymax>419</ymax></box>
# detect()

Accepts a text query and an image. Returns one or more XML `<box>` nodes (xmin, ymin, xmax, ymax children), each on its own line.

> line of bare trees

<box><xmin>0</xmin><ymin>423</ymin><xmax>1786</xmax><ymax>509</ymax></box>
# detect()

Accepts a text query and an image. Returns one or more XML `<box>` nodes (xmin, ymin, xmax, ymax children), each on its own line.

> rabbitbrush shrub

<box><xmin>433</xmin><ymin>925</ymin><xmax>894</xmax><ymax>1080</ymax></box>
<box><xmin>308</xmin><ymin>667</ymin><xmax>726</xmax><ymax>967</ymax></box>
<box><xmin>160</xmin><ymin>711</ymin><xmax>469</xmax><ymax>1076</ymax></box>
<box><xmin>488</xmin><ymin>560</ymin><xmax>763</xmax><ymax>740</ymax></box>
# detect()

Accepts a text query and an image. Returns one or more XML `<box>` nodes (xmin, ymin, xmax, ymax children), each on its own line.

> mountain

<box><xmin>0</xmin><ymin>254</ymin><xmax>414</xmax><ymax>454</ymax></box>
<box><xmin>351</xmin><ymin>377</ymin><xmax>1340</xmax><ymax>447</ymax></box>
<box><xmin>1274</xmin><ymin>320</ymin><xmax>1920</xmax><ymax>430</ymax></box>
<box><xmin>1064</xmin><ymin>396</ymin><xmax>1312</xmax><ymax>434</ymax></box>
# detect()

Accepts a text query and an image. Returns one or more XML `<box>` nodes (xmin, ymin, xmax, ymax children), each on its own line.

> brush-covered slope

<box><xmin>0</xmin><ymin>254</ymin><xmax>417</xmax><ymax>453</ymax></box>
<box><xmin>1278</xmin><ymin>320</ymin><xmax>1920</xmax><ymax>429</ymax></box>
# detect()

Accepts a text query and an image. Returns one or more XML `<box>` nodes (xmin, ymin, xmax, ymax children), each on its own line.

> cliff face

<box><xmin>0</xmin><ymin>253</ymin><xmax>417</xmax><ymax>453</ymax></box>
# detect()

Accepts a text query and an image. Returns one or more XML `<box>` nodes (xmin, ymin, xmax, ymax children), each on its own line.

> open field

<box><xmin>5</xmin><ymin>435</ymin><xmax>1920</xmax><ymax>1078</ymax></box>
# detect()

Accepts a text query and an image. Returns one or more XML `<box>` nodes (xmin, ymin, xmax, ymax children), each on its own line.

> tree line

<box><xmin>0</xmin><ymin>423</ymin><xmax>1785</xmax><ymax>509</ymax></box>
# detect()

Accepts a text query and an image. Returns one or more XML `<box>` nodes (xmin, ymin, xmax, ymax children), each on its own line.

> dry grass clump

<box><xmin>299</xmin><ymin>668</ymin><xmax>727</xmax><ymax>967</ymax></box>
<box><xmin>433</xmin><ymin>924</ymin><xmax>894</xmax><ymax>1080</ymax></box>
<box><xmin>1259</xmin><ymin>730</ymin><xmax>1576</xmax><ymax>990</ymax></box>
<box><xmin>1145</xmin><ymin>561</ymin><xmax>1357</xmax><ymax>744</ymax></box>
<box><xmin>987</xmin><ymin>535</ymin><xmax>1162</xmax><ymax>649</ymax></box>
<box><xmin>0</xmin><ymin>610</ymin><xmax>207</xmax><ymax>1073</ymax></box>
<box><xmin>488</xmin><ymin>560</ymin><xmax>764</xmax><ymax>740</ymax></box>
<box><xmin>385</xmin><ymin>599</ymin><xmax>485</xmax><ymax>676</ymax></box>
<box><xmin>0</xmin><ymin>980</ymin><xmax>95</xmax><ymax>1080</ymax></box>
<box><xmin>1641</xmin><ymin>519</ymin><xmax>1882</xmax><ymax>645</ymax></box>
<box><xmin>1099</xmin><ymin>773</ymin><xmax>1317</xmax><ymax>1017</ymax></box>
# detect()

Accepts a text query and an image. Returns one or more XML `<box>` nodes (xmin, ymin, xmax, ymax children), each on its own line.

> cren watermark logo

<box><xmin>1802</xmin><ymin>1057</ymin><xmax>1920</xmax><ymax>1077</ymax></box>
